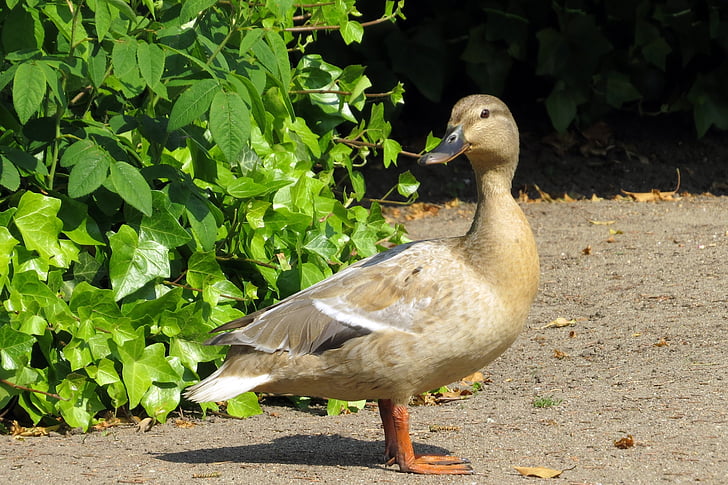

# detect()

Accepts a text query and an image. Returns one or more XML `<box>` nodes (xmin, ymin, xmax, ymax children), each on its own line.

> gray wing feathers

<box><xmin>205</xmin><ymin>240</ymin><xmax>444</xmax><ymax>357</ymax></box>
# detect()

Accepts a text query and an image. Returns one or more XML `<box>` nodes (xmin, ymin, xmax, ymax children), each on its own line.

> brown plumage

<box><xmin>184</xmin><ymin>95</ymin><xmax>539</xmax><ymax>474</ymax></box>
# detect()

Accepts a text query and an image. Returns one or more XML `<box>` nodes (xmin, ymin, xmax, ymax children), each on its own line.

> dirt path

<box><xmin>2</xmin><ymin>196</ymin><xmax>727</xmax><ymax>484</ymax></box>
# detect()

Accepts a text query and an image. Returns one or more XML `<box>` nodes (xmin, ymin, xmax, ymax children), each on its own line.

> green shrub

<box><xmin>0</xmin><ymin>0</ymin><xmax>409</xmax><ymax>429</ymax></box>
<box><xmin>363</xmin><ymin>0</ymin><xmax>728</xmax><ymax>136</ymax></box>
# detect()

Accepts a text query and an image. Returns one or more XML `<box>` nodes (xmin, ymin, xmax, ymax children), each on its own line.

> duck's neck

<box><xmin>462</xmin><ymin>162</ymin><xmax>539</xmax><ymax>299</ymax></box>
<box><xmin>466</xmin><ymin>165</ymin><xmax>517</xmax><ymax>238</ymax></box>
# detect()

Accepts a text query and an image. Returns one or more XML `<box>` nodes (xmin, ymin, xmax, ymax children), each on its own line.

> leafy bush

<box><xmin>0</xmin><ymin>0</ymin><xmax>411</xmax><ymax>430</ymax></box>
<box><xmin>357</xmin><ymin>0</ymin><xmax>728</xmax><ymax>136</ymax></box>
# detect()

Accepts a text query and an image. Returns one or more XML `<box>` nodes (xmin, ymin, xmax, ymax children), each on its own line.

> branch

<box><xmin>0</xmin><ymin>379</ymin><xmax>68</xmax><ymax>401</ymax></box>
<box><xmin>284</xmin><ymin>15</ymin><xmax>396</xmax><ymax>33</ymax></box>
<box><xmin>333</xmin><ymin>137</ymin><xmax>421</xmax><ymax>158</ymax></box>
<box><xmin>163</xmin><ymin>280</ymin><xmax>247</xmax><ymax>302</ymax></box>
<box><xmin>289</xmin><ymin>89</ymin><xmax>395</xmax><ymax>98</ymax></box>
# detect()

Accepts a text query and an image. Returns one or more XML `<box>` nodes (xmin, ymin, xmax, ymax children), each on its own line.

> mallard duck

<box><xmin>184</xmin><ymin>94</ymin><xmax>539</xmax><ymax>475</ymax></box>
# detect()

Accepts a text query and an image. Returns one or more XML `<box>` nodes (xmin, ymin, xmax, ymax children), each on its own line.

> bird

<box><xmin>184</xmin><ymin>94</ymin><xmax>540</xmax><ymax>475</ymax></box>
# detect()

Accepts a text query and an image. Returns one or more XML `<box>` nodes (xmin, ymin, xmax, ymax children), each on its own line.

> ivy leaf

<box><xmin>383</xmin><ymin>138</ymin><xmax>402</xmax><ymax>168</ymax></box>
<box><xmin>167</xmin><ymin>79</ymin><xmax>219</xmax><ymax>132</ymax></box>
<box><xmin>139</xmin><ymin>191</ymin><xmax>192</xmax><ymax>249</ymax></box>
<box><xmin>56</xmin><ymin>373</ymin><xmax>105</xmax><ymax>431</ymax></box>
<box><xmin>109</xmin><ymin>161</ymin><xmax>153</xmax><ymax>216</ymax></box>
<box><xmin>0</xmin><ymin>226</ymin><xmax>19</xmax><ymax>290</ymax></box>
<box><xmin>13</xmin><ymin>62</ymin><xmax>46</xmax><ymax>124</ymax></box>
<box><xmin>58</xmin><ymin>197</ymin><xmax>104</xmax><ymax>246</ymax></box>
<box><xmin>119</xmin><ymin>342</ymin><xmax>178</xmax><ymax>409</ymax></box>
<box><xmin>0</xmin><ymin>325</ymin><xmax>35</xmax><ymax>370</ymax></box>
<box><xmin>169</xmin><ymin>338</ymin><xmax>223</xmax><ymax>371</ymax></box>
<box><xmin>141</xmin><ymin>382</ymin><xmax>180</xmax><ymax>423</ymax></box>
<box><xmin>397</xmin><ymin>170</ymin><xmax>420</xmax><ymax>197</ymax></box>
<box><xmin>340</xmin><ymin>20</ymin><xmax>364</xmax><ymax>45</ymax></box>
<box><xmin>13</xmin><ymin>192</ymin><xmax>64</xmax><ymax>265</ymax></box>
<box><xmin>545</xmin><ymin>87</ymin><xmax>578</xmax><ymax>133</ymax></box>
<box><xmin>225</xmin><ymin>392</ymin><xmax>263</xmax><ymax>418</ymax></box>
<box><xmin>209</xmin><ymin>90</ymin><xmax>250</xmax><ymax>163</ymax></box>
<box><xmin>108</xmin><ymin>225</ymin><xmax>169</xmax><ymax>300</ymax></box>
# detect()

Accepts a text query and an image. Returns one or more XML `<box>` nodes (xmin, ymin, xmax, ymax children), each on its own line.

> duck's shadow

<box><xmin>155</xmin><ymin>434</ymin><xmax>452</xmax><ymax>469</ymax></box>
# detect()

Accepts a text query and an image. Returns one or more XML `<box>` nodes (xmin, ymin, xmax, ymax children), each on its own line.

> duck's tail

<box><xmin>184</xmin><ymin>363</ymin><xmax>272</xmax><ymax>403</ymax></box>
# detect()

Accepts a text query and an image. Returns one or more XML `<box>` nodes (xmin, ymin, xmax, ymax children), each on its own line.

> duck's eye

<box><xmin>480</xmin><ymin>108</ymin><xmax>490</xmax><ymax>119</ymax></box>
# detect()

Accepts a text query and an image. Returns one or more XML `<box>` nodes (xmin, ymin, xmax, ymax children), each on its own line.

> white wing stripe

<box><xmin>312</xmin><ymin>297</ymin><xmax>429</xmax><ymax>334</ymax></box>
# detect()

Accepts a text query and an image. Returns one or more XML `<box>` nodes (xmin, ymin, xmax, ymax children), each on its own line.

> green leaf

<box><xmin>1</xmin><ymin>6</ymin><xmax>44</xmax><ymax>51</ymax></box>
<box><xmin>57</xmin><ymin>373</ymin><xmax>104</xmax><ymax>431</ymax></box>
<box><xmin>139</xmin><ymin>191</ymin><xmax>192</xmax><ymax>249</ymax></box>
<box><xmin>225</xmin><ymin>392</ymin><xmax>263</xmax><ymax>418</ymax></box>
<box><xmin>109</xmin><ymin>161</ymin><xmax>153</xmax><ymax>216</ymax></box>
<box><xmin>0</xmin><ymin>325</ymin><xmax>35</xmax><ymax>370</ymax></box>
<box><xmin>59</xmin><ymin>197</ymin><xmax>105</xmax><ymax>246</ymax></box>
<box><xmin>13</xmin><ymin>192</ymin><xmax>64</xmax><ymax>265</ymax></box>
<box><xmin>0</xmin><ymin>226</ymin><xmax>19</xmax><ymax>290</ymax></box>
<box><xmin>383</xmin><ymin>138</ymin><xmax>402</xmax><ymax>168</ymax></box>
<box><xmin>67</xmin><ymin>147</ymin><xmax>111</xmax><ymax>198</ymax></box>
<box><xmin>180</xmin><ymin>0</ymin><xmax>218</xmax><ymax>23</ymax></box>
<box><xmin>137</xmin><ymin>41</ymin><xmax>166</xmax><ymax>91</ymax></box>
<box><xmin>105</xmin><ymin>0</ymin><xmax>137</xmax><ymax>21</ymax></box>
<box><xmin>88</xmin><ymin>46</ymin><xmax>107</xmax><ymax>88</ymax></box>
<box><xmin>93</xmin><ymin>0</ymin><xmax>112</xmax><ymax>41</ymax></box>
<box><xmin>112</xmin><ymin>37</ymin><xmax>144</xmax><ymax>97</ymax></box>
<box><xmin>185</xmin><ymin>195</ymin><xmax>218</xmax><ymax>251</ymax></box>
<box><xmin>119</xmin><ymin>342</ymin><xmax>178</xmax><ymax>409</ymax></box>
<box><xmin>340</xmin><ymin>20</ymin><xmax>364</xmax><ymax>45</ymax></box>
<box><xmin>13</xmin><ymin>62</ymin><xmax>46</xmax><ymax>124</ymax></box>
<box><xmin>108</xmin><ymin>225</ymin><xmax>170</xmax><ymax>300</ymax></box>
<box><xmin>605</xmin><ymin>73</ymin><xmax>642</xmax><ymax>108</ymax></box>
<box><xmin>0</xmin><ymin>156</ymin><xmax>20</xmax><ymax>191</ymax></box>
<box><xmin>167</xmin><ymin>79</ymin><xmax>220</xmax><ymax>132</ymax></box>
<box><xmin>141</xmin><ymin>382</ymin><xmax>180</xmax><ymax>422</ymax></box>
<box><xmin>209</xmin><ymin>90</ymin><xmax>250</xmax><ymax>163</ymax></box>
<box><xmin>170</xmin><ymin>338</ymin><xmax>222</xmax><ymax>371</ymax></box>
<box><xmin>397</xmin><ymin>170</ymin><xmax>419</xmax><ymax>197</ymax></box>
<box><xmin>545</xmin><ymin>87</ymin><xmax>577</xmax><ymax>133</ymax></box>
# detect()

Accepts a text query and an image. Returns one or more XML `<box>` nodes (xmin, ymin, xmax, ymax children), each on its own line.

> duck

<box><xmin>184</xmin><ymin>94</ymin><xmax>540</xmax><ymax>475</ymax></box>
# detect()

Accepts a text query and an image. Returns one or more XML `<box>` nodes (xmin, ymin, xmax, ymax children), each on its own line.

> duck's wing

<box><xmin>206</xmin><ymin>241</ymin><xmax>445</xmax><ymax>356</ymax></box>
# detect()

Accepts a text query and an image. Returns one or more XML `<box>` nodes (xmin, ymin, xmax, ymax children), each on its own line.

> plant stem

<box><xmin>0</xmin><ymin>379</ymin><xmax>68</xmax><ymax>401</ymax></box>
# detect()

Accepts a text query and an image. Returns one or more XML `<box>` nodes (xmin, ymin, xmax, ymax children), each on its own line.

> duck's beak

<box><xmin>418</xmin><ymin>124</ymin><xmax>470</xmax><ymax>166</ymax></box>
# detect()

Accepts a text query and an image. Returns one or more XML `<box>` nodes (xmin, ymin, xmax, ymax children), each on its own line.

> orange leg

<box><xmin>377</xmin><ymin>399</ymin><xmax>473</xmax><ymax>474</ymax></box>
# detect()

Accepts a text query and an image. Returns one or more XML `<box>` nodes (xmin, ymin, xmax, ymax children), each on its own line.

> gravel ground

<box><xmin>2</xmin><ymin>195</ymin><xmax>726</xmax><ymax>484</ymax></box>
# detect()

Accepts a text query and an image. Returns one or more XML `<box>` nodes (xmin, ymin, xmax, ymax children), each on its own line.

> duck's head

<box><xmin>418</xmin><ymin>95</ymin><xmax>519</xmax><ymax>176</ymax></box>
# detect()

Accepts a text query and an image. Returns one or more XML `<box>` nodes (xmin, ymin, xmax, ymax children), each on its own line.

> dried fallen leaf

<box><xmin>553</xmin><ymin>349</ymin><xmax>569</xmax><ymax>359</ymax></box>
<box><xmin>533</xmin><ymin>184</ymin><xmax>554</xmax><ymax>202</ymax></box>
<box><xmin>514</xmin><ymin>466</ymin><xmax>563</xmax><ymax>478</ymax></box>
<box><xmin>460</xmin><ymin>371</ymin><xmax>485</xmax><ymax>384</ymax></box>
<box><xmin>581</xmin><ymin>245</ymin><xmax>592</xmax><ymax>255</ymax></box>
<box><xmin>588</xmin><ymin>219</ymin><xmax>616</xmax><ymax>225</ymax></box>
<box><xmin>654</xmin><ymin>338</ymin><xmax>670</xmax><ymax>347</ymax></box>
<box><xmin>614</xmin><ymin>435</ymin><xmax>635</xmax><ymax>449</ymax></box>
<box><xmin>429</xmin><ymin>424</ymin><xmax>461</xmax><ymax>432</ymax></box>
<box><xmin>174</xmin><ymin>418</ymin><xmax>196</xmax><ymax>429</ymax></box>
<box><xmin>136</xmin><ymin>417</ymin><xmax>154</xmax><ymax>433</ymax></box>
<box><xmin>622</xmin><ymin>170</ymin><xmax>680</xmax><ymax>201</ymax></box>
<box><xmin>541</xmin><ymin>317</ymin><xmax>576</xmax><ymax>329</ymax></box>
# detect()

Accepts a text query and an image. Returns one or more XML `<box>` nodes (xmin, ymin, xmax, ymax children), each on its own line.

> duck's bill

<box><xmin>418</xmin><ymin>124</ymin><xmax>470</xmax><ymax>166</ymax></box>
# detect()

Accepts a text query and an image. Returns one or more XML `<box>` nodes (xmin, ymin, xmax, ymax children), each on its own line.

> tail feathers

<box><xmin>184</xmin><ymin>365</ymin><xmax>272</xmax><ymax>403</ymax></box>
